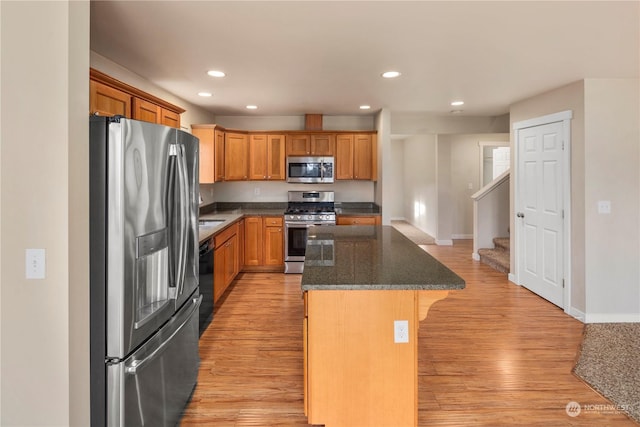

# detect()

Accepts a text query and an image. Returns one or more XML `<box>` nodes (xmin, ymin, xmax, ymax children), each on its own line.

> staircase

<box><xmin>478</xmin><ymin>237</ymin><xmax>510</xmax><ymax>274</ymax></box>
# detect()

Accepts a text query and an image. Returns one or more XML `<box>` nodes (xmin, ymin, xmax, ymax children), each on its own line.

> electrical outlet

<box><xmin>597</xmin><ymin>200</ymin><xmax>611</xmax><ymax>214</ymax></box>
<box><xmin>394</xmin><ymin>320</ymin><xmax>409</xmax><ymax>343</ymax></box>
<box><xmin>254</xmin><ymin>187</ymin><xmax>261</xmax><ymax>196</ymax></box>
<box><xmin>26</xmin><ymin>248</ymin><xmax>46</xmax><ymax>279</ymax></box>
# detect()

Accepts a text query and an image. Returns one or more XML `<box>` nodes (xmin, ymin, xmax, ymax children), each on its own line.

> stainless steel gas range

<box><xmin>284</xmin><ymin>190</ymin><xmax>336</xmax><ymax>273</ymax></box>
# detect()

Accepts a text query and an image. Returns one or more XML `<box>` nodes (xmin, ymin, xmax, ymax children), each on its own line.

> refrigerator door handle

<box><xmin>125</xmin><ymin>295</ymin><xmax>202</xmax><ymax>375</ymax></box>
<box><xmin>175</xmin><ymin>144</ymin><xmax>190</xmax><ymax>297</ymax></box>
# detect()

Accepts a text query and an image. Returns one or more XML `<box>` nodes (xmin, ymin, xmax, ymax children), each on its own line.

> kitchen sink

<box><xmin>198</xmin><ymin>219</ymin><xmax>225</xmax><ymax>228</ymax></box>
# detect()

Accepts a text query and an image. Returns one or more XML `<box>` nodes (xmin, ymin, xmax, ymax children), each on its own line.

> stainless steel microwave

<box><xmin>286</xmin><ymin>156</ymin><xmax>334</xmax><ymax>183</ymax></box>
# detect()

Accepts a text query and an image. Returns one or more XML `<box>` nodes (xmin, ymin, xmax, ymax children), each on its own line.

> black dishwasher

<box><xmin>198</xmin><ymin>237</ymin><xmax>214</xmax><ymax>336</ymax></box>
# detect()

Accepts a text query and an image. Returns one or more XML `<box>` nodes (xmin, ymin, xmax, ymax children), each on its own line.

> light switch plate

<box><xmin>597</xmin><ymin>200</ymin><xmax>611</xmax><ymax>214</ymax></box>
<box><xmin>26</xmin><ymin>248</ymin><xmax>45</xmax><ymax>279</ymax></box>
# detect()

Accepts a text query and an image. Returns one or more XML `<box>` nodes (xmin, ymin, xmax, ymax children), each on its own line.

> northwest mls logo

<box><xmin>566</xmin><ymin>401</ymin><xmax>581</xmax><ymax>417</ymax></box>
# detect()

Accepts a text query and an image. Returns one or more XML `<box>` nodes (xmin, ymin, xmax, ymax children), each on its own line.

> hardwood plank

<box><xmin>181</xmin><ymin>242</ymin><xmax>637</xmax><ymax>426</ymax></box>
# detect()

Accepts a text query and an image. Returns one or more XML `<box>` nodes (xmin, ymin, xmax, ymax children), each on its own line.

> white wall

<box><xmin>1</xmin><ymin>2</ymin><xmax>90</xmax><ymax>426</ymax></box>
<box><xmin>583</xmin><ymin>79</ymin><xmax>640</xmax><ymax>322</ymax></box>
<box><xmin>213</xmin><ymin>115</ymin><xmax>375</xmax><ymax>131</ymax></box>
<box><xmin>208</xmin><ymin>180</ymin><xmax>375</xmax><ymax>203</ymax></box>
<box><xmin>439</xmin><ymin>133</ymin><xmax>510</xmax><ymax>239</ymax></box>
<box><xmin>402</xmin><ymin>135</ymin><xmax>438</xmax><ymax>236</ymax></box>
<box><xmin>387</xmin><ymin>138</ymin><xmax>405</xmax><ymax>220</ymax></box>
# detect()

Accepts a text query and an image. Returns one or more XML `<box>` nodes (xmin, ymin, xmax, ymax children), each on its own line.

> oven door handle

<box><xmin>286</xmin><ymin>222</ymin><xmax>334</xmax><ymax>227</ymax></box>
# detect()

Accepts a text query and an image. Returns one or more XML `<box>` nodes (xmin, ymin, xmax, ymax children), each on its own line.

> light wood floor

<box><xmin>181</xmin><ymin>240</ymin><xmax>637</xmax><ymax>426</ymax></box>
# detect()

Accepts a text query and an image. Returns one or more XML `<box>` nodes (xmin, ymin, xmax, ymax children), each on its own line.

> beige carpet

<box><xmin>573</xmin><ymin>323</ymin><xmax>640</xmax><ymax>423</ymax></box>
<box><xmin>390</xmin><ymin>220</ymin><xmax>435</xmax><ymax>245</ymax></box>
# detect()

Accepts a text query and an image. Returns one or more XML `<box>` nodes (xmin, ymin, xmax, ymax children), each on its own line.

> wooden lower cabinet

<box><xmin>304</xmin><ymin>289</ymin><xmax>449</xmax><ymax>427</ymax></box>
<box><xmin>336</xmin><ymin>215</ymin><xmax>381</xmax><ymax>226</ymax></box>
<box><xmin>213</xmin><ymin>223</ymin><xmax>239</xmax><ymax>302</ymax></box>
<box><xmin>242</xmin><ymin>216</ymin><xmax>284</xmax><ymax>271</ymax></box>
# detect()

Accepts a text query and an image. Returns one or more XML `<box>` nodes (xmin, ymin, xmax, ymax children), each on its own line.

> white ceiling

<box><xmin>90</xmin><ymin>1</ymin><xmax>639</xmax><ymax>117</ymax></box>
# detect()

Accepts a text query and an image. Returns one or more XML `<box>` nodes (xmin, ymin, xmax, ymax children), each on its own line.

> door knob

<box><xmin>517</xmin><ymin>212</ymin><xmax>525</xmax><ymax>218</ymax></box>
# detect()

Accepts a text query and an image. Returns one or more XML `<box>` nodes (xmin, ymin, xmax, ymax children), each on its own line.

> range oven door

<box><xmin>284</xmin><ymin>222</ymin><xmax>334</xmax><ymax>273</ymax></box>
<box><xmin>285</xmin><ymin>222</ymin><xmax>311</xmax><ymax>263</ymax></box>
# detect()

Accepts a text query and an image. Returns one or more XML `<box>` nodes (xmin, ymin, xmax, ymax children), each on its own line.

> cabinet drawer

<box><xmin>337</xmin><ymin>216</ymin><xmax>377</xmax><ymax>226</ymax></box>
<box><xmin>214</xmin><ymin>222</ymin><xmax>238</xmax><ymax>247</ymax></box>
<box><xmin>264</xmin><ymin>216</ymin><xmax>283</xmax><ymax>227</ymax></box>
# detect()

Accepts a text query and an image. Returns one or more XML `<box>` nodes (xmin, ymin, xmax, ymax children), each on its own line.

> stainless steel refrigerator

<box><xmin>89</xmin><ymin>116</ymin><xmax>201</xmax><ymax>427</ymax></box>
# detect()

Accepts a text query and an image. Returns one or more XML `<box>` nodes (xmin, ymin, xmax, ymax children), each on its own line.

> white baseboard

<box><xmin>583</xmin><ymin>313</ymin><xmax>640</xmax><ymax>323</ymax></box>
<box><xmin>508</xmin><ymin>273</ymin><xmax>518</xmax><ymax>284</ymax></box>
<box><xmin>472</xmin><ymin>252</ymin><xmax>480</xmax><ymax>261</ymax></box>
<box><xmin>452</xmin><ymin>233</ymin><xmax>473</xmax><ymax>239</ymax></box>
<box><xmin>436</xmin><ymin>239</ymin><xmax>453</xmax><ymax>246</ymax></box>
<box><xmin>568</xmin><ymin>307</ymin><xmax>585</xmax><ymax>323</ymax></box>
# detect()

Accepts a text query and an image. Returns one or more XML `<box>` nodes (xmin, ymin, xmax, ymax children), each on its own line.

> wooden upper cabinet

<box><xmin>192</xmin><ymin>125</ymin><xmax>225</xmax><ymax>183</ymax></box>
<box><xmin>225</xmin><ymin>132</ymin><xmax>249</xmax><ymax>181</ymax></box>
<box><xmin>214</xmin><ymin>129</ymin><xmax>225</xmax><ymax>181</ymax></box>
<box><xmin>90</xmin><ymin>68</ymin><xmax>183</xmax><ymax>128</ymax></box>
<box><xmin>335</xmin><ymin>134</ymin><xmax>354</xmax><ymax>180</ymax></box>
<box><xmin>90</xmin><ymin>80</ymin><xmax>131</xmax><ymax>118</ymax></box>
<box><xmin>353</xmin><ymin>134</ymin><xmax>376</xmax><ymax>180</ymax></box>
<box><xmin>192</xmin><ymin>127</ymin><xmax>215</xmax><ymax>184</ymax></box>
<box><xmin>311</xmin><ymin>134</ymin><xmax>335</xmax><ymax>156</ymax></box>
<box><xmin>250</xmin><ymin>134</ymin><xmax>286</xmax><ymax>180</ymax></box>
<box><xmin>249</xmin><ymin>134</ymin><xmax>269</xmax><ymax>180</ymax></box>
<box><xmin>336</xmin><ymin>133</ymin><xmax>377</xmax><ymax>181</ymax></box>
<box><xmin>286</xmin><ymin>134</ymin><xmax>334</xmax><ymax>156</ymax></box>
<box><xmin>267</xmin><ymin>135</ymin><xmax>286</xmax><ymax>180</ymax></box>
<box><xmin>133</xmin><ymin>98</ymin><xmax>162</xmax><ymax>123</ymax></box>
<box><xmin>286</xmin><ymin>134</ymin><xmax>311</xmax><ymax>156</ymax></box>
<box><xmin>161</xmin><ymin>109</ymin><xmax>180</xmax><ymax>128</ymax></box>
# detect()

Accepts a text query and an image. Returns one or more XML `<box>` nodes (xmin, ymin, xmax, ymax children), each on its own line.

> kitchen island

<box><xmin>301</xmin><ymin>225</ymin><xmax>465</xmax><ymax>427</ymax></box>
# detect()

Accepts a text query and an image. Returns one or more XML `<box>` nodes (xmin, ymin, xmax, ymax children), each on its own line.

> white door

<box><xmin>516</xmin><ymin>121</ymin><xmax>564</xmax><ymax>307</ymax></box>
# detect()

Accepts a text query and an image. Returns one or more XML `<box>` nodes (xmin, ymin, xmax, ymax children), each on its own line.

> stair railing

<box><xmin>471</xmin><ymin>170</ymin><xmax>510</xmax><ymax>260</ymax></box>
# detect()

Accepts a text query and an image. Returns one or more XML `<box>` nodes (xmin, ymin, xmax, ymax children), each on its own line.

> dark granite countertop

<box><xmin>334</xmin><ymin>202</ymin><xmax>381</xmax><ymax>216</ymax></box>
<box><xmin>198</xmin><ymin>204</ymin><xmax>287</xmax><ymax>243</ymax></box>
<box><xmin>301</xmin><ymin>225</ymin><xmax>465</xmax><ymax>291</ymax></box>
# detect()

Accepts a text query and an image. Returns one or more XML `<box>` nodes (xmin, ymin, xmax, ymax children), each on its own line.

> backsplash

<box><xmin>199</xmin><ymin>180</ymin><xmax>375</xmax><ymax>204</ymax></box>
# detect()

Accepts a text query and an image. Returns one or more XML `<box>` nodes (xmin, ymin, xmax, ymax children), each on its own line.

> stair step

<box><xmin>478</xmin><ymin>247</ymin><xmax>510</xmax><ymax>274</ymax></box>
<box><xmin>493</xmin><ymin>237</ymin><xmax>510</xmax><ymax>252</ymax></box>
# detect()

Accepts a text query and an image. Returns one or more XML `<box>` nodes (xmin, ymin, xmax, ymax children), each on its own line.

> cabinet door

<box><xmin>224</xmin><ymin>234</ymin><xmax>238</xmax><ymax>286</ymax></box>
<box><xmin>214</xmin><ymin>130</ymin><xmax>225</xmax><ymax>181</ymax></box>
<box><xmin>132</xmin><ymin>98</ymin><xmax>162</xmax><ymax>123</ymax></box>
<box><xmin>311</xmin><ymin>134</ymin><xmax>335</xmax><ymax>156</ymax></box>
<box><xmin>249</xmin><ymin>134</ymin><xmax>268</xmax><ymax>180</ymax></box>
<box><xmin>243</xmin><ymin>217</ymin><xmax>263</xmax><ymax>266</ymax></box>
<box><xmin>161</xmin><ymin>108</ymin><xmax>180</xmax><ymax>128</ymax></box>
<box><xmin>90</xmin><ymin>80</ymin><xmax>131</xmax><ymax>118</ymax></box>
<box><xmin>192</xmin><ymin>127</ymin><xmax>215</xmax><ymax>183</ymax></box>
<box><xmin>213</xmin><ymin>245</ymin><xmax>227</xmax><ymax>302</ymax></box>
<box><xmin>225</xmin><ymin>132</ymin><xmax>249</xmax><ymax>180</ymax></box>
<box><xmin>335</xmin><ymin>134</ymin><xmax>354</xmax><ymax>180</ymax></box>
<box><xmin>353</xmin><ymin>134</ymin><xmax>373</xmax><ymax>180</ymax></box>
<box><xmin>263</xmin><ymin>217</ymin><xmax>284</xmax><ymax>267</ymax></box>
<box><xmin>267</xmin><ymin>134</ymin><xmax>286</xmax><ymax>180</ymax></box>
<box><xmin>286</xmin><ymin>134</ymin><xmax>311</xmax><ymax>156</ymax></box>
<box><xmin>336</xmin><ymin>216</ymin><xmax>378</xmax><ymax>226</ymax></box>
<box><xmin>237</xmin><ymin>219</ymin><xmax>245</xmax><ymax>271</ymax></box>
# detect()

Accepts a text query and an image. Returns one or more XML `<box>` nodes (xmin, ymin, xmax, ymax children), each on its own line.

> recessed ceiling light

<box><xmin>381</xmin><ymin>71</ymin><xmax>401</xmax><ymax>79</ymax></box>
<box><xmin>359</xmin><ymin>105</ymin><xmax>371</xmax><ymax>110</ymax></box>
<box><xmin>246</xmin><ymin>105</ymin><xmax>258</xmax><ymax>110</ymax></box>
<box><xmin>198</xmin><ymin>92</ymin><xmax>212</xmax><ymax>97</ymax></box>
<box><xmin>207</xmin><ymin>70</ymin><xmax>226</xmax><ymax>78</ymax></box>
<box><xmin>451</xmin><ymin>100</ymin><xmax>465</xmax><ymax>106</ymax></box>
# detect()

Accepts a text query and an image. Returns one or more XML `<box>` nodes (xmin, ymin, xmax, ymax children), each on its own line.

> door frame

<box><xmin>512</xmin><ymin>110</ymin><xmax>572</xmax><ymax>314</ymax></box>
